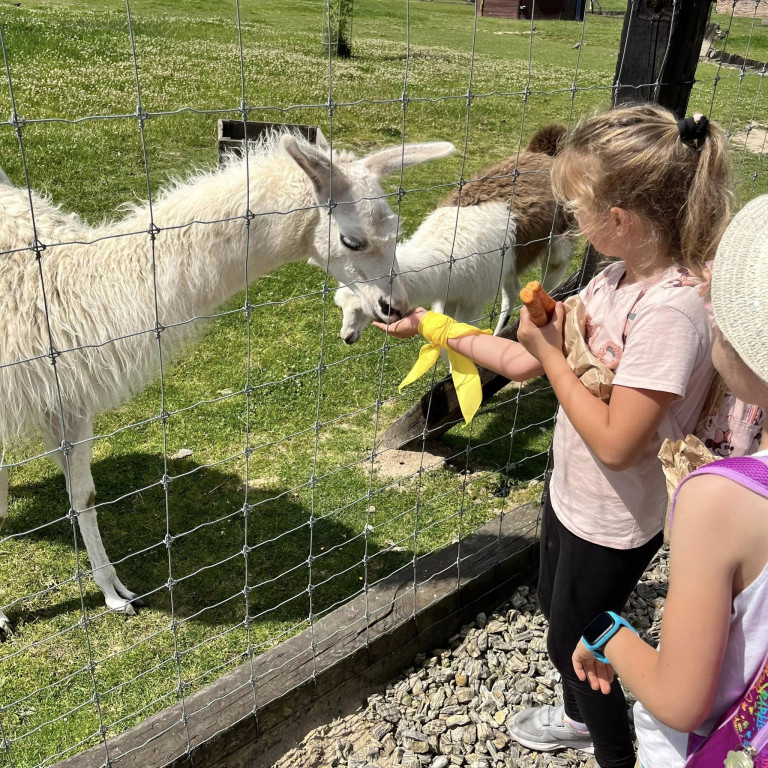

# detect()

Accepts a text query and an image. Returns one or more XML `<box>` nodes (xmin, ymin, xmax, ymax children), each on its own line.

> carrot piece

<box><xmin>519</xmin><ymin>287</ymin><xmax>548</xmax><ymax>327</ymax></box>
<box><xmin>528</xmin><ymin>280</ymin><xmax>557</xmax><ymax>317</ymax></box>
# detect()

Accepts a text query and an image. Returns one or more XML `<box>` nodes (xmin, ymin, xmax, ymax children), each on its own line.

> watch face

<box><xmin>583</xmin><ymin>613</ymin><xmax>615</xmax><ymax>646</ymax></box>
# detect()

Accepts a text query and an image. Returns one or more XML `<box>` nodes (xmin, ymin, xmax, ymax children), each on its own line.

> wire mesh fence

<box><xmin>0</xmin><ymin>1</ymin><xmax>767</xmax><ymax>768</ymax></box>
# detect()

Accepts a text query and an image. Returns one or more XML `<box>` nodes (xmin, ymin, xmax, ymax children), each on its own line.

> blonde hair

<box><xmin>551</xmin><ymin>104</ymin><xmax>732</xmax><ymax>276</ymax></box>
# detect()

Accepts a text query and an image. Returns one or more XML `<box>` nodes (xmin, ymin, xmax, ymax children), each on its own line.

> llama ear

<box><xmin>283</xmin><ymin>134</ymin><xmax>337</xmax><ymax>201</ymax></box>
<box><xmin>361</xmin><ymin>141</ymin><xmax>455</xmax><ymax>178</ymax></box>
<box><xmin>314</xmin><ymin>128</ymin><xmax>329</xmax><ymax>148</ymax></box>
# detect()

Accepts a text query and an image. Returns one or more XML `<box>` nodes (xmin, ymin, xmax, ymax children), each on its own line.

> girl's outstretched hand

<box><xmin>372</xmin><ymin>308</ymin><xmax>427</xmax><ymax>339</ymax></box>
<box><xmin>517</xmin><ymin>300</ymin><xmax>565</xmax><ymax>363</ymax></box>
<box><xmin>572</xmin><ymin>640</ymin><xmax>615</xmax><ymax>695</ymax></box>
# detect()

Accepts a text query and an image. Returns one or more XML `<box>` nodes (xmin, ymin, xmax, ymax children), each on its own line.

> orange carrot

<box><xmin>529</xmin><ymin>280</ymin><xmax>557</xmax><ymax>317</ymax></box>
<box><xmin>519</xmin><ymin>287</ymin><xmax>548</xmax><ymax>327</ymax></box>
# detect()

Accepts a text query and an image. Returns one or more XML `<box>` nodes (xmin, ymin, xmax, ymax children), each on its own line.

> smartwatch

<box><xmin>581</xmin><ymin>611</ymin><xmax>637</xmax><ymax>664</ymax></box>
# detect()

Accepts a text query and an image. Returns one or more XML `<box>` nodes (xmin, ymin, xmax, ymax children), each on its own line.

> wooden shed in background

<box><xmin>480</xmin><ymin>0</ymin><xmax>584</xmax><ymax>20</ymax></box>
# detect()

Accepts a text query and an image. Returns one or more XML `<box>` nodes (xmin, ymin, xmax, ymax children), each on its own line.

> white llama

<box><xmin>334</xmin><ymin>124</ymin><xmax>573</xmax><ymax>343</ymax></box>
<box><xmin>0</xmin><ymin>133</ymin><xmax>454</xmax><ymax>633</ymax></box>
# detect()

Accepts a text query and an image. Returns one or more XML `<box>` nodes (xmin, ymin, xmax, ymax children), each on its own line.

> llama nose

<box><xmin>379</xmin><ymin>298</ymin><xmax>402</xmax><ymax>321</ymax></box>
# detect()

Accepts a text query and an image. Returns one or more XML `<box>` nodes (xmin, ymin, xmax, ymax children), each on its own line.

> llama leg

<box><xmin>0</xmin><ymin>606</ymin><xmax>10</xmax><ymax>638</ymax></box>
<box><xmin>540</xmin><ymin>239</ymin><xmax>572</xmax><ymax>292</ymax></box>
<box><xmin>43</xmin><ymin>415</ymin><xmax>143</xmax><ymax>615</ymax></box>
<box><xmin>0</xmin><ymin>608</ymin><xmax>10</xmax><ymax>638</ymax></box>
<box><xmin>0</xmin><ymin>456</ymin><xmax>10</xmax><ymax>637</ymax></box>
<box><xmin>494</xmin><ymin>273</ymin><xmax>521</xmax><ymax>335</ymax></box>
<box><xmin>452</xmin><ymin>304</ymin><xmax>468</xmax><ymax>325</ymax></box>
<box><xmin>429</xmin><ymin>300</ymin><xmax>458</xmax><ymax>368</ymax></box>
<box><xmin>455</xmin><ymin>302</ymin><xmax>485</xmax><ymax>327</ymax></box>
<box><xmin>0</xmin><ymin>456</ymin><xmax>7</xmax><ymax>533</ymax></box>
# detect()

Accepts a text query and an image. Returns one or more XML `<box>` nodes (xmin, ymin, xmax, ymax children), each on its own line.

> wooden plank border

<box><xmin>54</xmin><ymin>503</ymin><xmax>541</xmax><ymax>768</ymax></box>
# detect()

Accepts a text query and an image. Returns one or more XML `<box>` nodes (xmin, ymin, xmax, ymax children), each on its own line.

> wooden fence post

<box><xmin>613</xmin><ymin>0</ymin><xmax>712</xmax><ymax>116</ymax></box>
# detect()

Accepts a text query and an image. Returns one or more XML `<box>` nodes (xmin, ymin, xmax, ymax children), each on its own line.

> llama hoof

<box><xmin>115</xmin><ymin>584</ymin><xmax>145</xmax><ymax>610</ymax></box>
<box><xmin>106</xmin><ymin>594</ymin><xmax>140</xmax><ymax>616</ymax></box>
<box><xmin>120</xmin><ymin>602</ymin><xmax>137</xmax><ymax>617</ymax></box>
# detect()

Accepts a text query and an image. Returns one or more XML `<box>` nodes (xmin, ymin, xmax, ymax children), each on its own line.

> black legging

<box><xmin>537</xmin><ymin>492</ymin><xmax>663</xmax><ymax>768</ymax></box>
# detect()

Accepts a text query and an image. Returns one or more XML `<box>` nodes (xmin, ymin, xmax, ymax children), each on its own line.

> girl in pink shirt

<box><xmin>374</xmin><ymin>104</ymin><xmax>732</xmax><ymax>767</ymax></box>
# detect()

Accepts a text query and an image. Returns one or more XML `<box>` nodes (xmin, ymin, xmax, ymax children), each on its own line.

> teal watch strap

<box><xmin>581</xmin><ymin>611</ymin><xmax>637</xmax><ymax>664</ymax></box>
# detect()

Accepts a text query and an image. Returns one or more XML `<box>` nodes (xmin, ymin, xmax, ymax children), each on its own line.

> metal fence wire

<box><xmin>0</xmin><ymin>1</ymin><xmax>767</xmax><ymax>767</ymax></box>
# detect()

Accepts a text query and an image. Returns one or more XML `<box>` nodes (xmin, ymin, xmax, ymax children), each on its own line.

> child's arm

<box><xmin>518</xmin><ymin>302</ymin><xmax>677</xmax><ymax>471</ymax></box>
<box><xmin>372</xmin><ymin>308</ymin><xmax>545</xmax><ymax>382</ymax></box>
<box><xmin>444</xmin><ymin>329</ymin><xmax>545</xmax><ymax>381</ymax></box>
<box><xmin>572</xmin><ymin>475</ymin><xmax>738</xmax><ymax>732</ymax></box>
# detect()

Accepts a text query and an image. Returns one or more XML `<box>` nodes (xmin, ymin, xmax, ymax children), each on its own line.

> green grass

<box><xmin>0</xmin><ymin>2</ymin><xmax>767</xmax><ymax>767</ymax></box>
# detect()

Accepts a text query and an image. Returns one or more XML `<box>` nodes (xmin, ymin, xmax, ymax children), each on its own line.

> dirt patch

<box><xmin>731</xmin><ymin>125</ymin><xmax>768</xmax><ymax>154</ymax></box>
<box><xmin>372</xmin><ymin>441</ymin><xmax>456</xmax><ymax>479</ymax></box>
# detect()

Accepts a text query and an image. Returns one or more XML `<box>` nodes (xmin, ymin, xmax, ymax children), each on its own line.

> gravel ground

<box><xmin>273</xmin><ymin>547</ymin><xmax>669</xmax><ymax>768</ymax></box>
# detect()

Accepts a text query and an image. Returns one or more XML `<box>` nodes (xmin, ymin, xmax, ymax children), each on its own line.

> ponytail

<box><xmin>551</xmin><ymin>104</ymin><xmax>733</xmax><ymax>276</ymax></box>
<box><xmin>680</xmin><ymin>118</ymin><xmax>731</xmax><ymax>274</ymax></box>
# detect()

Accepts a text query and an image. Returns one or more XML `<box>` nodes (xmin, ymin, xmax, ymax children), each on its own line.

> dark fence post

<box><xmin>613</xmin><ymin>0</ymin><xmax>712</xmax><ymax>116</ymax></box>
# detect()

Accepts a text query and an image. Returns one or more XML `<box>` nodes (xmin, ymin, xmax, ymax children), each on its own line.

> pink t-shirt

<box><xmin>549</xmin><ymin>262</ymin><xmax>715</xmax><ymax>549</ymax></box>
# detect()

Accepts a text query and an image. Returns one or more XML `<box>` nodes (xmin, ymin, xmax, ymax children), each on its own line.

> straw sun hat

<box><xmin>710</xmin><ymin>193</ymin><xmax>768</xmax><ymax>383</ymax></box>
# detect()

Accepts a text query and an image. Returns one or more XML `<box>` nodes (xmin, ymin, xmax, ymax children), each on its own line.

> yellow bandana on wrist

<box><xmin>398</xmin><ymin>311</ymin><xmax>492</xmax><ymax>425</ymax></box>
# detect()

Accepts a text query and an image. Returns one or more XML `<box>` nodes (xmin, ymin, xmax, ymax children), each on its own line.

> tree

<box><xmin>324</xmin><ymin>0</ymin><xmax>353</xmax><ymax>58</ymax></box>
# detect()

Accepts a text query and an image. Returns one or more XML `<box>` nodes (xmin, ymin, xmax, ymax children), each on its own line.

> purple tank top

<box><xmin>671</xmin><ymin>455</ymin><xmax>768</xmax><ymax>767</ymax></box>
<box><xmin>671</xmin><ymin>456</ymin><xmax>768</xmax><ymax>525</ymax></box>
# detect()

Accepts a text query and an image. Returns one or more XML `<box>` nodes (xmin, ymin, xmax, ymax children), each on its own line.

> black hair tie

<box><xmin>677</xmin><ymin>113</ymin><xmax>709</xmax><ymax>146</ymax></box>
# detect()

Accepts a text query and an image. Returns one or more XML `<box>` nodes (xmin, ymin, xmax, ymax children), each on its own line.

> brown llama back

<box><xmin>441</xmin><ymin>123</ymin><xmax>570</xmax><ymax>275</ymax></box>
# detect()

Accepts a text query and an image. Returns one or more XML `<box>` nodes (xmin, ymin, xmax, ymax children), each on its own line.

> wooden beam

<box><xmin>53</xmin><ymin>505</ymin><xmax>541</xmax><ymax>768</ymax></box>
<box><xmin>217</xmin><ymin>120</ymin><xmax>318</xmax><ymax>168</ymax></box>
<box><xmin>377</xmin><ymin>248</ymin><xmax>601</xmax><ymax>451</ymax></box>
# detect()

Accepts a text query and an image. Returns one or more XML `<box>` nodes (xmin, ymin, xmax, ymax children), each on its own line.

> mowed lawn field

<box><xmin>0</xmin><ymin>2</ymin><xmax>766</xmax><ymax>767</ymax></box>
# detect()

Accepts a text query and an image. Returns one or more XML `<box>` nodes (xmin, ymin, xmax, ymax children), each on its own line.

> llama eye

<box><xmin>340</xmin><ymin>234</ymin><xmax>366</xmax><ymax>251</ymax></box>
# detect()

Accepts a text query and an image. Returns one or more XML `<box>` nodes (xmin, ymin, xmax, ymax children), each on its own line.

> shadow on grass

<box><xmin>4</xmin><ymin>380</ymin><xmax>557</xmax><ymax>631</ymax></box>
<box><xmin>442</xmin><ymin>379</ymin><xmax>558</xmax><ymax>479</ymax></box>
<box><xmin>4</xmin><ymin>452</ymin><xmax>412</xmax><ymax>630</ymax></box>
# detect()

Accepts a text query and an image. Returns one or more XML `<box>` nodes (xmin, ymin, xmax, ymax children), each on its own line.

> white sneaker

<box><xmin>507</xmin><ymin>703</ymin><xmax>594</xmax><ymax>754</ymax></box>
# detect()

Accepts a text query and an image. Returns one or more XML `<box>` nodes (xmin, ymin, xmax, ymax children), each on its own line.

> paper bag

<box><xmin>562</xmin><ymin>295</ymin><xmax>615</xmax><ymax>402</ymax></box>
<box><xmin>657</xmin><ymin>434</ymin><xmax>717</xmax><ymax>540</ymax></box>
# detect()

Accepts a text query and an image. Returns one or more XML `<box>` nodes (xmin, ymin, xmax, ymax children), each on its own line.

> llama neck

<box><xmin>101</xmin><ymin>152</ymin><xmax>319</xmax><ymax>325</ymax></box>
